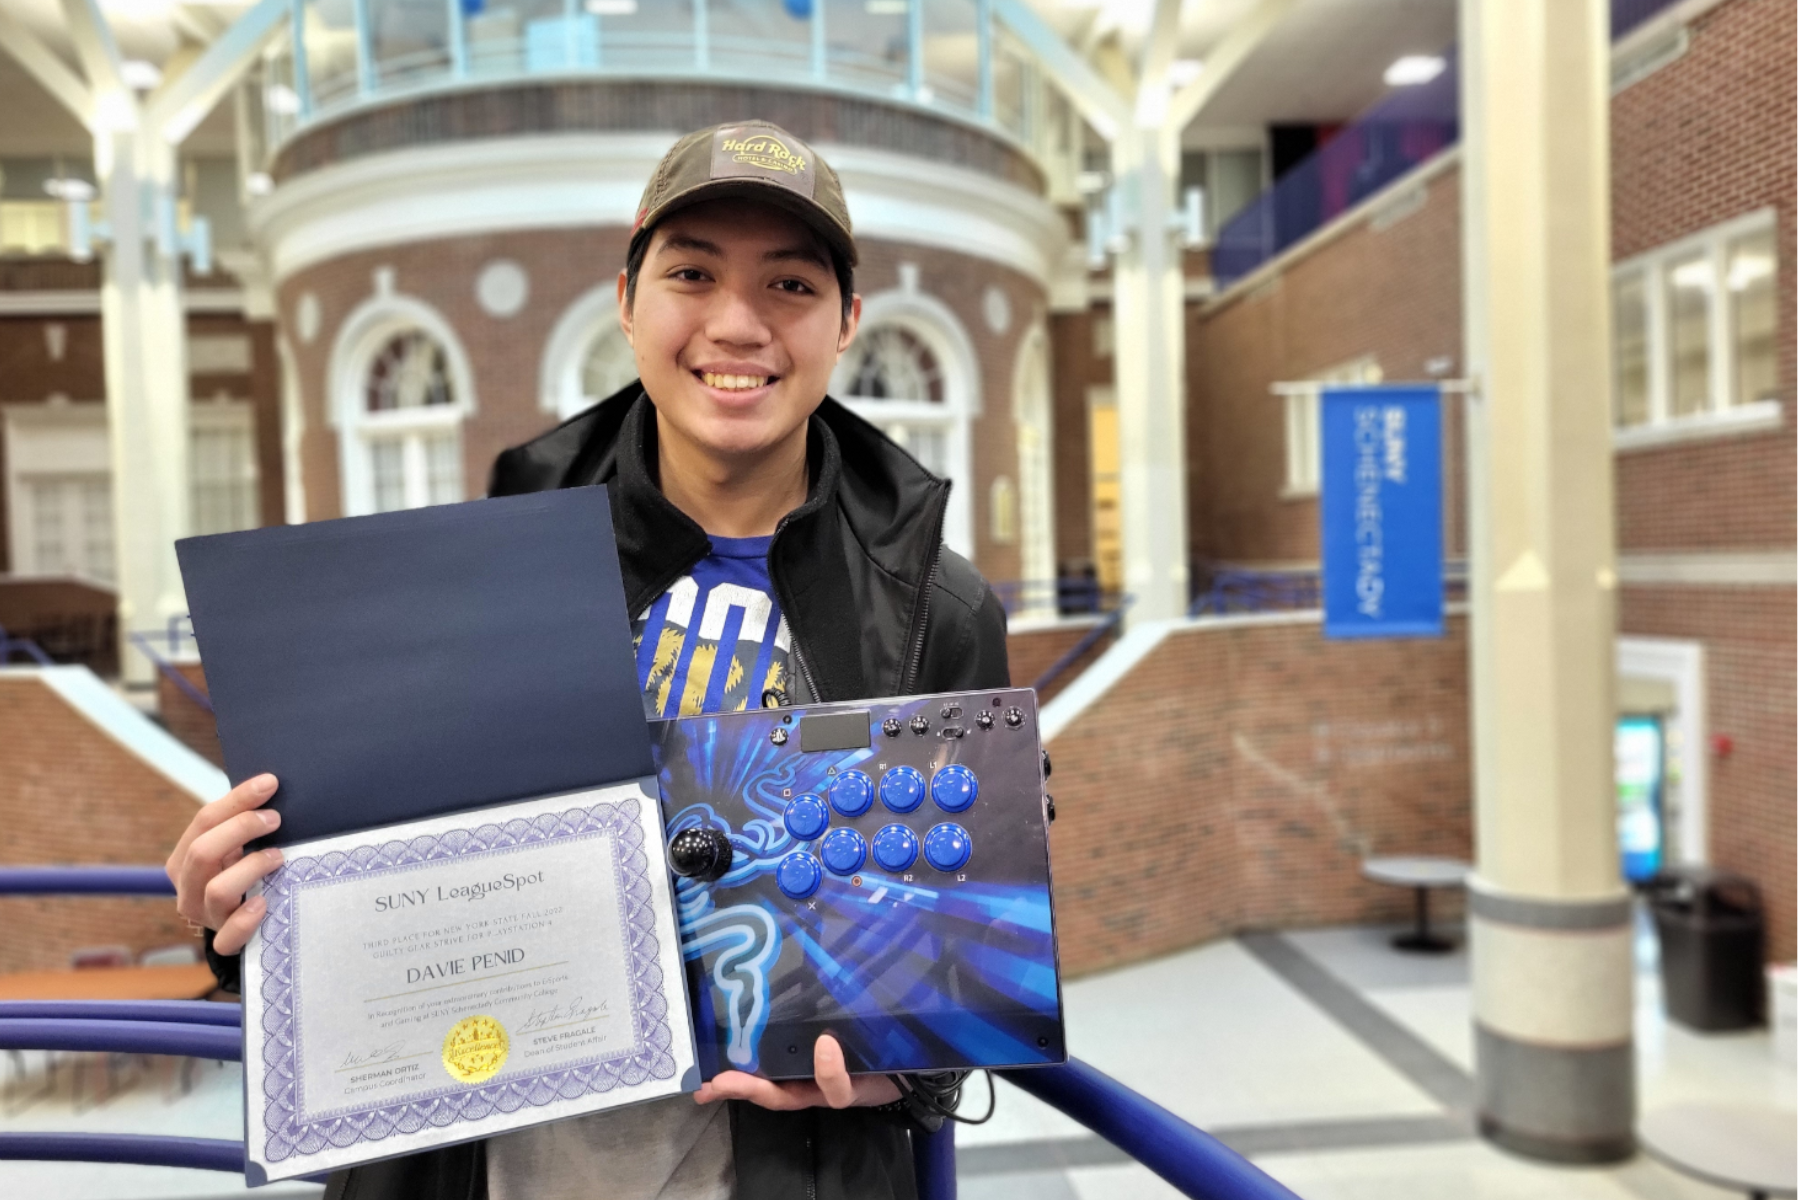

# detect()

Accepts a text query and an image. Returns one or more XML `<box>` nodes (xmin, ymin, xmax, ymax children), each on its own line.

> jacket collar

<box><xmin>561</xmin><ymin>386</ymin><xmax>949</xmax><ymax>701</ymax></box>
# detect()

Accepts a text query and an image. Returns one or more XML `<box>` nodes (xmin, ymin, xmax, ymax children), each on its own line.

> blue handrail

<box><xmin>0</xmin><ymin>622</ymin><xmax>54</xmax><ymax>666</ymax></box>
<box><xmin>0</xmin><ymin>866</ymin><xmax>175</xmax><ymax>895</ymax></box>
<box><xmin>0</xmin><ymin>1000</ymin><xmax>239</xmax><ymax>1026</ymax></box>
<box><xmin>998</xmin><ymin>1060</ymin><xmax>1304</xmax><ymax>1200</ymax></box>
<box><xmin>1032</xmin><ymin>596</ymin><xmax>1131</xmax><ymax>695</ymax></box>
<box><xmin>0</xmin><ymin>1132</ymin><xmax>245</xmax><ymax>1173</ymax></box>
<box><xmin>128</xmin><ymin>622</ymin><xmax>213</xmax><ymax>715</ymax></box>
<box><xmin>0</xmin><ymin>1019</ymin><xmax>239</xmax><ymax>1061</ymax></box>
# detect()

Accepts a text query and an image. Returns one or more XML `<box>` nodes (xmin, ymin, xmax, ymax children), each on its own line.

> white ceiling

<box><xmin>0</xmin><ymin>0</ymin><xmax>1457</xmax><ymax>164</ymax></box>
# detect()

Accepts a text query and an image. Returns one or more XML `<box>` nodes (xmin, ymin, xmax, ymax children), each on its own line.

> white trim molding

<box><xmin>539</xmin><ymin>282</ymin><xmax>635</xmax><ymax>418</ymax></box>
<box><xmin>9</xmin><ymin>665</ymin><xmax>229</xmax><ymax>802</ymax></box>
<box><xmin>1617</xmin><ymin>551</ymin><xmax>1797</xmax><ymax>587</ymax></box>
<box><xmin>0</xmin><ymin>290</ymin><xmax>249</xmax><ymax>316</ymax></box>
<box><xmin>252</xmin><ymin>135</ymin><xmax>1067</xmax><ymax>288</ymax></box>
<box><xmin>1613</xmin><ymin>398</ymin><xmax>1784</xmax><ymax>451</ymax></box>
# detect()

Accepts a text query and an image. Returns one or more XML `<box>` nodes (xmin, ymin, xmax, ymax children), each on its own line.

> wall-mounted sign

<box><xmin>1320</xmin><ymin>384</ymin><xmax>1443</xmax><ymax>638</ymax></box>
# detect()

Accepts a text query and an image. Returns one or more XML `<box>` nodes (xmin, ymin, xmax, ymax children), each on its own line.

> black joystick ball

<box><xmin>668</xmin><ymin>827</ymin><xmax>734</xmax><ymax>883</ymax></box>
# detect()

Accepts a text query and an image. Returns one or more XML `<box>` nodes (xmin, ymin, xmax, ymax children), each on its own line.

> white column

<box><xmin>1108</xmin><ymin>124</ymin><xmax>1189</xmax><ymax>623</ymax></box>
<box><xmin>96</xmin><ymin>127</ymin><xmax>193</xmax><ymax>684</ymax></box>
<box><xmin>1460</xmin><ymin>0</ymin><xmax>1633</xmax><ymax>1161</ymax></box>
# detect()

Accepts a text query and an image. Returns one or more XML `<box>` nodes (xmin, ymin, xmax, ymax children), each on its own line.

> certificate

<box><xmin>242</xmin><ymin>781</ymin><xmax>697</xmax><ymax>1183</ymax></box>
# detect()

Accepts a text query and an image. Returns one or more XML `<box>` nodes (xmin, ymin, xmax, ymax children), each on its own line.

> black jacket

<box><xmin>320</xmin><ymin>388</ymin><xmax>1011</xmax><ymax>1200</ymax></box>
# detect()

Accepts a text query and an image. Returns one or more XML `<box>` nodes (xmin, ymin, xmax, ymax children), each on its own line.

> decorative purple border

<box><xmin>256</xmin><ymin>800</ymin><xmax>676</xmax><ymax>1163</ymax></box>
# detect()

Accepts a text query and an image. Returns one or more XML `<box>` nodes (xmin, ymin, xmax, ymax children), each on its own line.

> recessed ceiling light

<box><xmin>1384</xmin><ymin>55</ymin><xmax>1445</xmax><ymax>87</ymax></box>
<box><xmin>1168</xmin><ymin>59</ymin><xmax>1204</xmax><ymax>88</ymax></box>
<box><xmin>246</xmin><ymin>173</ymin><xmax>274</xmax><ymax>196</ymax></box>
<box><xmin>121</xmin><ymin>60</ymin><xmax>162</xmax><ymax>90</ymax></box>
<box><xmin>583</xmin><ymin>0</ymin><xmax>637</xmax><ymax>13</ymax></box>
<box><xmin>866</xmin><ymin>0</ymin><xmax>908</xmax><ymax>13</ymax></box>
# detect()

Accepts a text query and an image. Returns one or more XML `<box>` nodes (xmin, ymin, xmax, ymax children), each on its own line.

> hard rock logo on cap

<box><xmin>717</xmin><ymin>132</ymin><xmax>807</xmax><ymax>176</ymax></box>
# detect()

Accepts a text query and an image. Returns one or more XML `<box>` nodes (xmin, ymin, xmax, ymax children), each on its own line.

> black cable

<box><xmin>886</xmin><ymin>1070</ymin><xmax>996</xmax><ymax>1126</ymax></box>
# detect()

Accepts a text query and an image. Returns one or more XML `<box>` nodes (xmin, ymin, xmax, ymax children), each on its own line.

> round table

<box><xmin>1360</xmin><ymin>856</ymin><xmax>1471</xmax><ymax>954</ymax></box>
<box><xmin>1639</xmin><ymin>1102</ymin><xmax>1797</xmax><ymax>1199</ymax></box>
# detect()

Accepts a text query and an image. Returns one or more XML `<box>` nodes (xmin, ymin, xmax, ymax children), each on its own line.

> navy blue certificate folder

<box><xmin>175</xmin><ymin>487</ymin><xmax>652</xmax><ymax>846</ymax></box>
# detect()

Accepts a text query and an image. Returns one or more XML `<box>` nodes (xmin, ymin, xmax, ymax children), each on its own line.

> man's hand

<box><xmin>165</xmin><ymin>773</ymin><xmax>285</xmax><ymax>956</ymax></box>
<box><xmin>693</xmin><ymin>1034</ymin><xmax>902</xmax><ymax>1110</ymax></box>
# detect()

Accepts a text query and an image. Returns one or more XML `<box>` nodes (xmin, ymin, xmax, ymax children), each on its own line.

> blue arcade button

<box><xmin>923</xmin><ymin>823</ymin><xmax>972</xmax><ymax>873</ymax></box>
<box><xmin>828</xmin><ymin>770</ymin><xmax>875</xmax><ymax>817</ymax></box>
<box><xmin>776</xmin><ymin>851</ymin><xmax>822</xmax><ymax>900</ymax></box>
<box><xmin>879</xmin><ymin>765</ymin><xmax>926</xmax><ymax>813</ymax></box>
<box><xmin>872</xmin><ymin>824</ymin><xmax>919</xmax><ymax>872</ymax></box>
<box><xmin>820</xmin><ymin>827</ymin><xmax>867</xmax><ymax>876</ymax></box>
<box><xmin>783</xmin><ymin>793</ymin><xmax>829</xmax><ymax>842</ymax></box>
<box><xmin>930</xmin><ymin>764</ymin><xmax>979</xmax><ymax>812</ymax></box>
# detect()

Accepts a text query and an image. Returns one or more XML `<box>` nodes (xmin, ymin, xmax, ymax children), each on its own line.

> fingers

<box><xmin>202</xmin><ymin>846</ymin><xmax>284</xmax><ymax>929</ymax></box>
<box><xmin>176</xmin><ymin>808</ymin><xmax>281</xmax><ymax>925</ymax></box>
<box><xmin>812</xmin><ymin>1034</ymin><xmax>856</xmax><ymax>1109</ymax></box>
<box><xmin>211</xmin><ymin>893</ymin><xmax>267</xmax><ymax>957</ymax></box>
<box><xmin>693</xmin><ymin>1070</ymin><xmax>821</xmax><ymax>1111</ymax></box>
<box><xmin>167</xmin><ymin>774</ymin><xmax>277</xmax><ymax>888</ymax></box>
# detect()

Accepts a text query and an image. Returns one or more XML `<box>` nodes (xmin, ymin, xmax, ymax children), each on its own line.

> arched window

<box><xmin>358</xmin><ymin>329</ymin><xmax>463</xmax><ymax>512</ymax></box>
<box><xmin>576</xmin><ymin>325</ymin><xmax>639</xmax><ymax>416</ymax></box>
<box><xmin>329</xmin><ymin>289</ymin><xmax>476</xmax><ymax>517</ymax></box>
<box><xmin>833</xmin><ymin>299</ymin><xmax>976</xmax><ymax>556</ymax></box>
<box><xmin>540</xmin><ymin>286</ymin><xmax>641</xmax><ymax>420</ymax></box>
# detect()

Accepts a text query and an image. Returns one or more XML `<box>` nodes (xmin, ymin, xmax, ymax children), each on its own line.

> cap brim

<box><xmin>634</xmin><ymin>176</ymin><xmax>859</xmax><ymax>268</ymax></box>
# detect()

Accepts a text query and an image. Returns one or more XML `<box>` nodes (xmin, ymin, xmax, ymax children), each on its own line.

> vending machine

<box><xmin>1615</xmin><ymin>714</ymin><xmax>1665</xmax><ymax>884</ymax></box>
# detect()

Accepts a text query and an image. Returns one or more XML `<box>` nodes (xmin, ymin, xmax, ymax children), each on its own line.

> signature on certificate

<box><xmin>519</xmin><ymin>997</ymin><xmax>609</xmax><ymax>1032</ymax></box>
<box><xmin>337</xmin><ymin>1040</ymin><xmax>411</xmax><ymax>1070</ymax></box>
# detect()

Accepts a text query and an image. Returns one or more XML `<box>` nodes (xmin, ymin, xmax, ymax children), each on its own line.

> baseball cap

<box><xmin>630</xmin><ymin>120</ymin><xmax>858</xmax><ymax>268</ymax></box>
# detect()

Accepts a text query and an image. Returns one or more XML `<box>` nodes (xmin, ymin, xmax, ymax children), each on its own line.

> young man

<box><xmin>167</xmin><ymin>120</ymin><xmax>1008</xmax><ymax>1199</ymax></box>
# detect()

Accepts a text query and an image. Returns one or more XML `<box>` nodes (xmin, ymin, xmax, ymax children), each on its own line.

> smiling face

<box><xmin>620</xmin><ymin>198</ymin><xmax>860</xmax><ymax>469</ymax></box>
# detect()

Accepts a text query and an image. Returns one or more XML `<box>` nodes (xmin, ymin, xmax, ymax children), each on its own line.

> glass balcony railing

<box><xmin>249</xmin><ymin>0</ymin><xmax>1067</xmax><ymax>180</ymax></box>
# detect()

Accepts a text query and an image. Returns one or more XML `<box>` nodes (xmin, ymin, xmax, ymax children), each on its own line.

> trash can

<box><xmin>1646</xmin><ymin>868</ymin><xmax>1764</xmax><ymax>1031</ymax></box>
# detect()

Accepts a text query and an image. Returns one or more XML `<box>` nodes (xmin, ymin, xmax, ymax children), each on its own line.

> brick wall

<box><xmin>1048</xmin><ymin>306</ymin><xmax>1110</xmax><ymax>575</ymax></box>
<box><xmin>1006</xmin><ymin>619</ymin><xmax>1116</xmax><ymax>705</ymax></box>
<box><xmin>279</xmin><ymin>232</ymin><xmax>1044</xmax><ymax>584</ymax></box>
<box><xmin>1185</xmin><ymin>164</ymin><xmax>1465</xmax><ymax>566</ymax></box>
<box><xmin>158</xmin><ymin>662</ymin><xmax>222</xmax><ymax>768</ymax></box>
<box><xmin>1046</xmin><ymin>615</ymin><xmax>1471</xmax><ymax>976</ymax></box>
<box><xmin>0</xmin><ymin>675</ymin><xmax>200</xmax><ymax>974</ymax></box>
<box><xmin>1612</xmin><ymin>0</ymin><xmax>1796</xmax><ymax>552</ymax></box>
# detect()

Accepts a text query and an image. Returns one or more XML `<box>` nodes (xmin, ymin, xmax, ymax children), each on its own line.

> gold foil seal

<box><xmin>441</xmin><ymin>1015</ymin><xmax>509</xmax><ymax>1084</ymax></box>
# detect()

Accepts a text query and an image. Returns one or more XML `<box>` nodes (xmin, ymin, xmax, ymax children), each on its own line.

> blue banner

<box><xmin>1320</xmin><ymin>385</ymin><xmax>1443</xmax><ymax>638</ymax></box>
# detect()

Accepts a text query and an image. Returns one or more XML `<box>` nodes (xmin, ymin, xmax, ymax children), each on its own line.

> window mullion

<box><xmin>1708</xmin><ymin>235</ymin><xmax>1732</xmax><ymax>412</ymax></box>
<box><xmin>1646</xmin><ymin>261</ymin><xmax>1669</xmax><ymax>425</ymax></box>
<box><xmin>403</xmin><ymin>433</ymin><xmax>427</xmax><ymax>509</ymax></box>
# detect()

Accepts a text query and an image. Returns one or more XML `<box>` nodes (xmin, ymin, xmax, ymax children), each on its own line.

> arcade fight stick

<box><xmin>654</xmin><ymin>688</ymin><xmax>1065</xmax><ymax>1080</ymax></box>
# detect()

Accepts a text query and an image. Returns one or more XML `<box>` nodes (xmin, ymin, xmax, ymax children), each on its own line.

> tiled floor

<box><xmin>2</xmin><ymin>915</ymin><xmax>1790</xmax><ymax>1199</ymax></box>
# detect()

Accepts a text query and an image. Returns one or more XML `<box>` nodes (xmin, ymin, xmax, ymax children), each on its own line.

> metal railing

<box><xmin>0</xmin><ymin>623</ymin><xmax>53</xmax><ymax>666</ymax></box>
<box><xmin>127</xmin><ymin>615</ymin><xmax>213</xmax><ymax>715</ymax></box>
<box><xmin>1187</xmin><ymin>562</ymin><xmax>1468</xmax><ymax>619</ymax></box>
<box><xmin>0</xmin><ymin>867</ymin><xmax>1306</xmax><ymax>1197</ymax></box>
<box><xmin>989</xmin><ymin>577</ymin><xmax>1116</xmax><ymax>618</ymax></box>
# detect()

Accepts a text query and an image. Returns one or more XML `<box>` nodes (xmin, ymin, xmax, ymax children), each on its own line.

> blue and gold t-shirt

<box><xmin>632</xmin><ymin>536</ymin><xmax>792</xmax><ymax>718</ymax></box>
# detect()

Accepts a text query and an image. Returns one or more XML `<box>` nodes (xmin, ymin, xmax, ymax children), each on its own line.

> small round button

<box><xmin>931</xmin><ymin>764</ymin><xmax>979</xmax><ymax>813</ymax></box>
<box><xmin>783</xmin><ymin>794</ymin><xmax>828</xmax><ymax>842</ymax></box>
<box><xmin>923</xmin><ymin>823</ymin><xmax>972</xmax><ymax>873</ymax></box>
<box><xmin>879</xmin><ymin>765</ymin><xmax>925</xmax><ymax>813</ymax></box>
<box><xmin>909</xmin><ymin>714</ymin><xmax>930</xmax><ymax>735</ymax></box>
<box><xmin>1004</xmin><ymin>707</ymin><xmax>1025</xmax><ymax>728</ymax></box>
<box><xmin>776</xmin><ymin>851</ymin><xmax>822</xmax><ymax>900</ymax></box>
<box><xmin>872</xmin><ymin>824</ymin><xmax>919</xmax><ymax>872</ymax></box>
<box><xmin>882</xmin><ymin>718</ymin><xmax>902</xmax><ymax>738</ymax></box>
<box><xmin>820</xmin><ymin>828</ymin><xmax>867</xmax><ymax>876</ymax></box>
<box><xmin>976</xmin><ymin>711</ymin><xmax>994</xmax><ymax>730</ymax></box>
<box><xmin>828</xmin><ymin>770</ymin><xmax>874</xmax><ymax>817</ymax></box>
